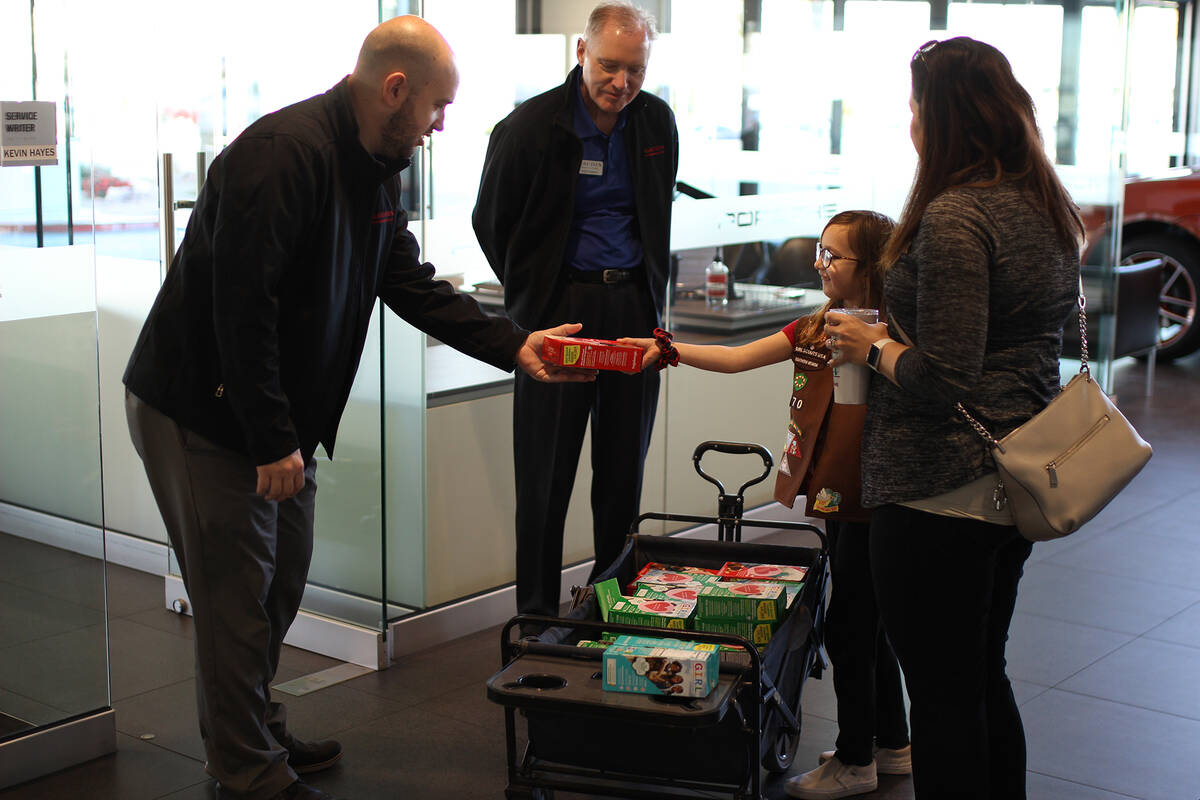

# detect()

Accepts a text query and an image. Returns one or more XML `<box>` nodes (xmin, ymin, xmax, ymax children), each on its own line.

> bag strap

<box><xmin>1075</xmin><ymin>276</ymin><xmax>1090</xmax><ymax>376</ymax></box>
<box><xmin>889</xmin><ymin>277</ymin><xmax>1089</xmax><ymax>452</ymax></box>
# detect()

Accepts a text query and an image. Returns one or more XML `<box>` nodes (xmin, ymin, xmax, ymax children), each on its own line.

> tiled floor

<box><xmin>2</xmin><ymin>352</ymin><xmax>1198</xmax><ymax>800</ymax></box>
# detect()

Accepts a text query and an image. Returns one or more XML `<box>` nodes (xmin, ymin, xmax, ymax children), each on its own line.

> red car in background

<box><xmin>79</xmin><ymin>167</ymin><xmax>132</xmax><ymax>198</ymax></box>
<box><xmin>1100</xmin><ymin>168</ymin><xmax>1200</xmax><ymax>361</ymax></box>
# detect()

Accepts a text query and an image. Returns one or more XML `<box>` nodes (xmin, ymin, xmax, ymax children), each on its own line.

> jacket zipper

<box><xmin>1046</xmin><ymin>415</ymin><xmax>1109</xmax><ymax>487</ymax></box>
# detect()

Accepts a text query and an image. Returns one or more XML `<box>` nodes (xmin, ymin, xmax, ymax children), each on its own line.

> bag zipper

<box><xmin>1046</xmin><ymin>414</ymin><xmax>1110</xmax><ymax>487</ymax></box>
<box><xmin>993</xmin><ymin>478</ymin><xmax>1007</xmax><ymax>511</ymax></box>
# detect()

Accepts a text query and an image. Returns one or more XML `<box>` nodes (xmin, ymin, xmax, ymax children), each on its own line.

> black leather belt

<box><xmin>568</xmin><ymin>268</ymin><xmax>639</xmax><ymax>284</ymax></box>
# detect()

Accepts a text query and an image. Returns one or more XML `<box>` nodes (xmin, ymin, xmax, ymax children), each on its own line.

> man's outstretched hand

<box><xmin>517</xmin><ymin>322</ymin><xmax>598</xmax><ymax>383</ymax></box>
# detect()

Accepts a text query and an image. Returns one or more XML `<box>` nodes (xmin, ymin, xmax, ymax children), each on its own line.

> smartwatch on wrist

<box><xmin>866</xmin><ymin>338</ymin><xmax>893</xmax><ymax>372</ymax></box>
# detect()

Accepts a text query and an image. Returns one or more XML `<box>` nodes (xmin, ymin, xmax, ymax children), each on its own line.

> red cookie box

<box><xmin>634</xmin><ymin>585</ymin><xmax>704</xmax><ymax>604</ymax></box>
<box><xmin>717</xmin><ymin>562</ymin><xmax>809</xmax><ymax>583</ymax></box>
<box><xmin>627</xmin><ymin>562</ymin><xmax>722</xmax><ymax>594</ymax></box>
<box><xmin>541</xmin><ymin>335</ymin><xmax>642</xmax><ymax>371</ymax></box>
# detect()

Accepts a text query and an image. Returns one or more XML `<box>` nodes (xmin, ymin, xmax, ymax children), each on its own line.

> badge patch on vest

<box><xmin>812</xmin><ymin>488</ymin><xmax>842</xmax><ymax>513</ymax></box>
<box><xmin>793</xmin><ymin>373</ymin><xmax>807</xmax><ymax>391</ymax></box>
<box><xmin>779</xmin><ymin>432</ymin><xmax>801</xmax><ymax>477</ymax></box>
<box><xmin>794</xmin><ymin>346</ymin><xmax>827</xmax><ymax>372</ymax></box>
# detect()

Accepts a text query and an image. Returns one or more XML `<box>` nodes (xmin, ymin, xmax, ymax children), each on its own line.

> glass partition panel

<box><xmin>1073</xmin><ymin>0</ymin><xmax>1137</xmax><ymax>388</ymax></box>
<box><xmin>0</xmin><ymin>0</ymin><xmax>109</xmax><ymax>744</ymax></box>
<box><xmin>382</xmin><ymin>301</ymin><xmax>427</xmax><ymax>615</ymax></box>
<box><xmin>0</xmin><ymin>246</ymin><xmax>109</xmax><ymax>737</ymax></box>
<box><xmin>307</xmin><ymin>304</ymin><xmax>389</xmax><ymax>629</ymax></box>
<box><xmin>1126</xmin><ymin>3</ymin><xmax>1183</xmax><ymax>174</ymax></box>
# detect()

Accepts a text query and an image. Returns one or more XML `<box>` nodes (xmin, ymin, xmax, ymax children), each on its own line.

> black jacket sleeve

<box><xmin>210</xmin><ymin>133</ymin><xmax>312</xmax><ymax>465</ymax></box>
<box><xmin>472</xmin><ymin>120</ymin><xmax>529</xmax><ymax>284</ymax></box>
<box><xmin>380</xmin><ymin>209</ymin><xmax>528</xmax><ymax>371</ymax></box>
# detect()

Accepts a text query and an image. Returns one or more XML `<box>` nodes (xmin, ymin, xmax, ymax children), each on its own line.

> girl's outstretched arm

<box><xmin>620</xmin><ymin>331</ymin><xmax>793</xmax><ymax>374</ymax></box>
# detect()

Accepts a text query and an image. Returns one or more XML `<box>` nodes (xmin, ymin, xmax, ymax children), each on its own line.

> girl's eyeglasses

<box><xmin>816</xmin><ymin>243</ymin><xmax>859</xmax><ymax>269</ymax></box>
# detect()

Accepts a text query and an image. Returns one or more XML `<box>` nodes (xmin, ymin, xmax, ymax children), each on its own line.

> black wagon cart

<box><xmin>486</xmin><ymin>442</ymin><xmax>831</xmax><ymax>799</ymax></box>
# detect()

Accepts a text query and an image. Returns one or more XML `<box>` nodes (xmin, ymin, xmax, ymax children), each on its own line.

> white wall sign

<box><xmin>1</xmin><ymin>101</ymin><xmax>58</xmax><ymax>167</ymax></box>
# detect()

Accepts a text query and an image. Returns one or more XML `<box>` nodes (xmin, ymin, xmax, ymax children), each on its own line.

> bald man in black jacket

<box><xmin>124</xmin><ymin>16</ymin><xmax>590</xmax><ymax>800</ymax></box>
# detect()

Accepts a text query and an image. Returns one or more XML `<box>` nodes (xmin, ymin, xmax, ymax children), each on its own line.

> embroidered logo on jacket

<box><xmin>371</xmin><ymin>210</ymin><xmax>395</xmax><ymax>224</ymax></box>
<box><xmin>643</xmin><ymin>145</ymin><xmax>665</xmax><ymax>158</ymax></box>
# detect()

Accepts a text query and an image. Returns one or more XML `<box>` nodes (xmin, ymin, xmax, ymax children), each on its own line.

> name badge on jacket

<box><xmin>579</xmin><ymin>159</ymin><xmax>604</xmax><ymax>176</ymax></box>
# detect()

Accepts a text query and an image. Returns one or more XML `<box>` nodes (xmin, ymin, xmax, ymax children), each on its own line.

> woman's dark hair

<box><xmin>794</xmin><ymin>210</ymin><xmax>895</xmax><ymax>346</ymax></box>
<box><xmin>882</xmin><ymin>37</ymin><xmax>1084</xmax><ymax>268</ymax></box>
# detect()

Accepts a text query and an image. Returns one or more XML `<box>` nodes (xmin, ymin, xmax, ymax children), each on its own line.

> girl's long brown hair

<box><xmin>793</xmin><ymin>210</ymin><xmax>895</xmax><ymax>347</ymax></box>
<box><xmin>882</xmin><ymin>37</ymin><xmax>1084</xmax><ymax>268</ymax></box>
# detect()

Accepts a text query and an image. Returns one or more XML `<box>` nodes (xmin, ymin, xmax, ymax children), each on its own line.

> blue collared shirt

<box><xmin>563</xmin><ymin>82</ymin><xmax>643</xmax><ymax>272</ymax></box>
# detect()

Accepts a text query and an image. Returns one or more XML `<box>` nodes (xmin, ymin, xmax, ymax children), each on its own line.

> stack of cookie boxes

<box><xmin>596</xmin><ymin>562</ymin><xmax>808</xmax><ymax>648</ymax></box>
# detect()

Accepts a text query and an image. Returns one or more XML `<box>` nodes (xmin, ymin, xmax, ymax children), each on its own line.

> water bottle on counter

<box><xmin>705</xmin><ymin>249</ymin><xmax>730</xmax><ymax>308</ymax></box>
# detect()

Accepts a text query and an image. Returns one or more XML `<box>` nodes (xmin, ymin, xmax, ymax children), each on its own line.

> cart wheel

<box><xmin>762</xmin><ymin>723</ymin><xmax>802</xmax><ymax>773</ymax></box>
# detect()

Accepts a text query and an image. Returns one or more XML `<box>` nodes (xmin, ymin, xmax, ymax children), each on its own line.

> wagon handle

<box><xmin>693</xmin><ymin>441</ymin><xmax>774</xmax><ymax>542</ymax></box>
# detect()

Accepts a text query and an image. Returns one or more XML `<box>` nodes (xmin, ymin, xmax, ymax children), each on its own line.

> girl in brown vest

<box><xmin>625</xmin><ymin>210</ymin><xmax>909</xmax><ymax>799</ymax></box>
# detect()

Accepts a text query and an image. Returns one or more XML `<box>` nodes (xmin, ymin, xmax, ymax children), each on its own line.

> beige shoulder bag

<box><xmin>894</xmin><ymin>286</ymin><xmax>1153</xmax><ymax>541</ymax></box>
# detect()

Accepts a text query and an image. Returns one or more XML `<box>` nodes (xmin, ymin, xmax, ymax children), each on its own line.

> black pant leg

<box><xmin>586</xmin><ymin>367</ymin><xmax>658</xmax><ymax>580</ymax></box>
<box><xmin>984</xmin><ymin>533</ymin><xmax>1034</xmax><ymax>799</ymax></box>
<box><xmin>585</xmin><ymin>279</ymin><xmax>659</xmax><ymax>582</ymax></box>
<box><xmin>870</xmin><ymin>504</ymin><xmax>1028</xmax><ymax>800</ymax></box>
<box><xmin>826</xmin><ymin>520</ymin><xmax>883</xmax><ymax>766</ymax></box>
<box><xmin>873</xmin><ymin>623</ymin><xmax>911</xmax><ymax>750</ymax></box>
<box><xmin>512</xmin><ymin>373</ymin><xmax>593</xmax><ymax>616</ymax></box>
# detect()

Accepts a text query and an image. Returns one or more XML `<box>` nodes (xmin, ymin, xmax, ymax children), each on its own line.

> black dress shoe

<box><xmin>268</xmin><ymin>780</ymin><xmax>339</xmax><ymax>800</ymax></box>
<box><xmin>279</xmin><ymin>734</ymin><xmax>343</xmax><ymax>775</ymax></box>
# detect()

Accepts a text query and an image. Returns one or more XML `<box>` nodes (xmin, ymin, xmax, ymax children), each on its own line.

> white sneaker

<box><xmin>785</xmin><ymin>756</ymin><xmax>878</xmax><ymax>799</ymax></box>
<box><xmin>819</xmin><ymin>744</ymin><xmax>912</xmax><ymax>775</ymax></box>
<box><xmin>873</xmin><ymin>744</ymin><xmax>911</xmax><ymax>775</ymax></box>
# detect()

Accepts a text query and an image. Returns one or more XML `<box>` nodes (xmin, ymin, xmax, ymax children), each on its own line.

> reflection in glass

<box><xmin>0</xmin><ymin>0</ymin><xmax>110</xmax><ymax>740</ymax></box>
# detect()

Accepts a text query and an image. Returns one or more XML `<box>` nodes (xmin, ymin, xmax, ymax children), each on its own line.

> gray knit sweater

<box><xmin>861</xmin><ymin>179</ymin><xmax>1080</xmax><ymax>507</ymax></box>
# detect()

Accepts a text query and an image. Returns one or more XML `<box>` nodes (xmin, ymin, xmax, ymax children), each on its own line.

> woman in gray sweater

<box><xmin>824</xmin><ymin>38</ymin><xmax>1082</xmax><ymax>799</ymax></box>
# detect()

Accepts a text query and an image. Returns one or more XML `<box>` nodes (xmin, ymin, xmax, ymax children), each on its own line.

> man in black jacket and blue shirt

<box><xmin>123</xmin><ymin>16</ymin><xmax>591</xmax><ymax>800</ymax></box>
<box><xmin>473</xmin><ymin>1</ymin><xmax>678</xmax><ymax>623</ymax></box>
